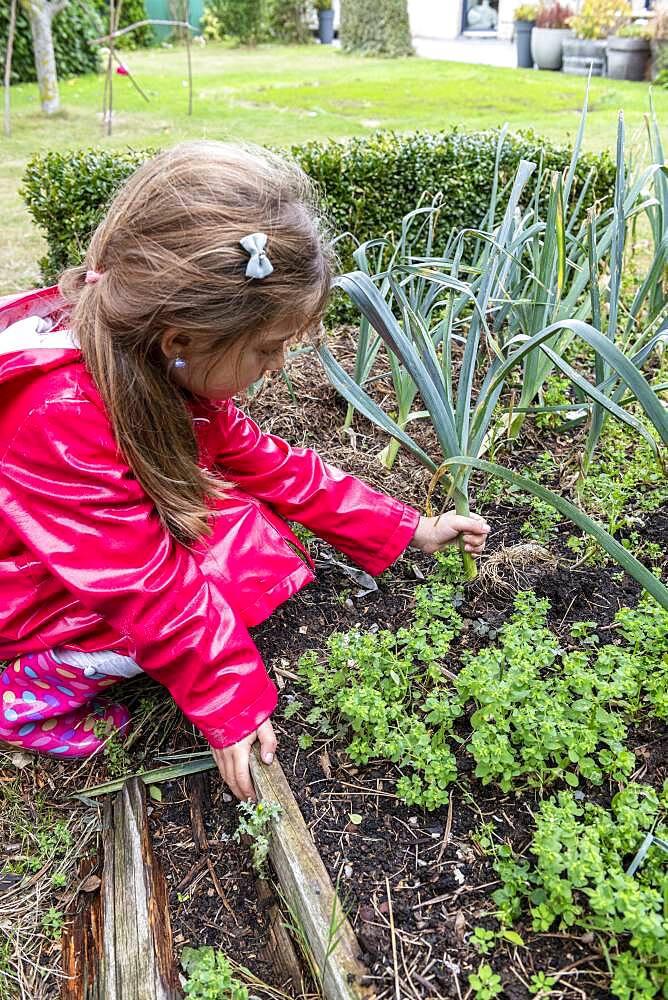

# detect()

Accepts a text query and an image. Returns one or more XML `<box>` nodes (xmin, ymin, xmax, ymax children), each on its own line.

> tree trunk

<box><xmin>20</xmin><ymin>0</ymin><xmax>68</xmax><ymax>115</ymax></box>
<box><xmin>4</xmin><ymin>0</ymin><xmax>18</xmax><ymax>136</ymax></box>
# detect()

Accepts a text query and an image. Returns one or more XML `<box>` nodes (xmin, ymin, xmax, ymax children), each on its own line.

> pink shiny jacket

<box><xmin>0</xmin><ymin>287</ymin><xmax>420</xmax><ymax>748</ymax></box>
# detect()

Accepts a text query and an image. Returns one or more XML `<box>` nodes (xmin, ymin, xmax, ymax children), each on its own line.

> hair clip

<box><xmin>240</xmin><ymin>232</ymin><xmax>273</xmax><ymax>280</ymax></box>
<box><xmin>85</xmin><ymin>269</ymin><xmax>103</xmax><ymax>284</ymax></box>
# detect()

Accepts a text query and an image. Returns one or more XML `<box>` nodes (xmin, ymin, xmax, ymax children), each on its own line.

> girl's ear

<box><xmin>160</xmin><ymin>327</ymin><xmax>193</xmax><ymax>361</ymax></box>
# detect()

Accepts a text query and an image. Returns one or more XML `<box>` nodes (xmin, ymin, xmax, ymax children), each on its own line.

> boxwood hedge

<box><xmin>21</xmin><ymin>129</ymin><xmax>615</xmax><ymax>285</ymax></box>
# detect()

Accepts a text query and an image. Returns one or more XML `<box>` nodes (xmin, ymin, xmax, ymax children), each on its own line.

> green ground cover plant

<box><xmin>297</xmin><ymin>556</ymin><xmax>668</xmax><ymax>808</ymax></box>
<box><xmin>456</xmin><ymin>592</ymin><xmax>667</xmax><ymax>790</ymax></box>
<box><xmin>181</xmin><ymin>946</ymin><xmax>250</xmax><ymax>999</ymax></box>
<box><xmin>493</xmin><ymin>783</ymin><xmax>668</xmax><ymax>999</ymax></box>
<box><xmin>298</xmin><ymin>550</ymin><xmax>465</xmax><ymax>809</ymax></box>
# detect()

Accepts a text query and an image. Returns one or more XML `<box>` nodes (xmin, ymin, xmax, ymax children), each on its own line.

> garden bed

<box><xmin>149</xmin><ymin>337</ymin><xmax>666</xmax><ymax>999</ymax></box>
<box><xmin>0</xmin><ymin>329</ymin><xmax>665</xmax><ymax>1000</ymax></box>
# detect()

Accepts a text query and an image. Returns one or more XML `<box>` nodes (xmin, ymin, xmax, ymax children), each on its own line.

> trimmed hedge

<box><xmin>340</xmin><ymin>0</ymin><xmax>413</xmax><ymax>57</ymax></box>
<box><xmin>21</xmin><ymin>129</ymin><xmax>615</xmax><ymax>284</ymax></box>
<box><xmin>0</xmin><ymin>1</ymin><xmax>100</xmax><ymax>85</ymax></box>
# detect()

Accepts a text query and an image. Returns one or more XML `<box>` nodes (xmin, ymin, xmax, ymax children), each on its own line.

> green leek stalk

<box><xmin>453</xmin><ymin>488</ymin><xmax>478</xmax><ymax>582</ymax></box>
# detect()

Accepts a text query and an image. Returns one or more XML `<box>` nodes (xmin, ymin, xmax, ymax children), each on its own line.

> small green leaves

<box><xmin>469</xmin><ymin>963</ymin><xmax>503</xmax><ymax>999</ymax></box>
<box><xmin>181</xmin><ymin>946</ymin><xmax>249</xmax><ymax>1000</ymax></box>
<box><xmin>494</xmin><ymin>784</ymin><xmax>668</xmax><ymax>997</ymax></box>
<box><xmin>233</xmin><ymin>800</ymin><xmax>282</xmax><ymax>875</ymax></box>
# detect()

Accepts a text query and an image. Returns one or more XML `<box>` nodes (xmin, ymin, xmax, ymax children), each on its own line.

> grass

<box><xmin>2</xmin><ymin>41</ymin><xmax>668</xmax><ymax>293</ymax></box>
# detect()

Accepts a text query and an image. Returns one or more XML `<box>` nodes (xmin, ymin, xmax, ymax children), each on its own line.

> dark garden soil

<box><xmin>148</xmin><ymin>338</ymin><xmax>667</xmax><ymax>1000</ymax></box>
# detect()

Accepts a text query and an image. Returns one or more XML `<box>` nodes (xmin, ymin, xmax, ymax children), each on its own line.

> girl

<box><xmin>0</xmin><ymin>142</ymin><xmax>489</xmax><ymax>801</ymax></box>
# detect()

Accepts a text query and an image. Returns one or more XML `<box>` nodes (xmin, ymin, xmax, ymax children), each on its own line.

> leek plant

<box><xmin>339</xmin><ymin>199</ymin><xmax>449</xmax><ymax>470</ymax></box>
<box><xmin>320</xmin><ymin>266</ymin><xmax>668</xmax><ymax>607</ymax></box>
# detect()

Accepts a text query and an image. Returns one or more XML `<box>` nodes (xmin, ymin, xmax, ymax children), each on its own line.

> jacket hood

<box><xmin>0</xmin><ymin>285</ymin><xmax>80</xmax><ymax>387</ymax></box>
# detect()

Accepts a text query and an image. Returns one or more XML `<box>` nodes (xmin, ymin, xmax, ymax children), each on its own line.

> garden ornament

<box><xmin>240</xmin><ymin>233</ymin><xmax>273</xmax><ymax>279</ymax></box>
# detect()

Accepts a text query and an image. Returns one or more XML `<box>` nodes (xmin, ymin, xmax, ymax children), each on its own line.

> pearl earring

<box><xmin>168</xmin><ymin>355</ymin><xmax>187</xmax><ymax>377</ymax></box>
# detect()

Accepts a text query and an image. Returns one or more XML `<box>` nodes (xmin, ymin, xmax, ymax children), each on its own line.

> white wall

<box><xmin>408</xmin><ymin>0</ymin><xmax>464</xmax><ymax>40</ymax></box>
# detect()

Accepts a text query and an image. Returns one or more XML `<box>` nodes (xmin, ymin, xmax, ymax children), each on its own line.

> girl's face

<box><xmin>164</xmin><ymin>325</ymin><xmax>293</xmax><ymax>400</ymax></box>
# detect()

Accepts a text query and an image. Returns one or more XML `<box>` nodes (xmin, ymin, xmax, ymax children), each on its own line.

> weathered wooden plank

<box><xmin>61</xmin><ymin>778</ymin><xmax>182</xmax><ymax>1000</ymax></box>
<box><xmin>249</xmin><ymin>748</ymin><xmax>375</xmax><ymax>1000</ymax></box>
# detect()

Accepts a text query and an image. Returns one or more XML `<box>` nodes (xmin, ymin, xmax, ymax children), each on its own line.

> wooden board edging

<box><xmin>250</xmin><ymin>748</ymin><xmax>375</xmax><ymax>1000</ymax></box>
<box><xmin>61</xmin><ymin>777</ymin><xmax>182</xmax><ymax>999</ymax></box>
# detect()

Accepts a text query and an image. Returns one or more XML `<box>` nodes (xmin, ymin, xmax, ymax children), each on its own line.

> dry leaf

<box><xmin>80</xmin><ymin>875</ymin><xmax>101</xmax><ymax>893</ymax></box>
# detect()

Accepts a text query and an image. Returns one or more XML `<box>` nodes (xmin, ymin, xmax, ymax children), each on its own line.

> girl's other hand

<box><xmin>410</xmin><ymin>513</ymin><xmax>490</xmax><ymax>557</ymax></box>
<box><xmin>211</xmin><ymin>717</ymin><xmax>277</xmax><ymax>802</ymax></box>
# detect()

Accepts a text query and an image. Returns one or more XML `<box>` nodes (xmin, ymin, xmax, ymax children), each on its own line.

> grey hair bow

<box><xmin>240</xmin><ymin>232</ymin><xmax>274</xmax><ymax>279</ymax></box>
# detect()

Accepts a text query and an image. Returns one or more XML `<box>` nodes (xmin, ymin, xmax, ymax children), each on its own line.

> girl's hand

<box><xmin>410</xmin><ymin>513</ymin><xmax>490</xmax><ymax>557</ymax></box>
<box><xmin>211</xmin><ymin>718</ymin><xmax>277</xmax><ymax>802</ymax></box>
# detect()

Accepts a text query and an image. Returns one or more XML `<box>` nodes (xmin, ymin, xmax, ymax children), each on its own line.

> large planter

<box><xmin>515</xmin><ymin>20</ymin><xmax>535</xmax><ymax>68</ymax></box>
<box><xmin>318</xmin><ymin>8</ymin><xmax>334</xmax><ymax>44</ymax></box>
<box><xmin>562</xmin><ymin>37</ymin><xmax>607</xmax><ymax>76</ymax></box>
<box><xmin>607</xmin><ymin>35</ymin><xmax>651</xmax><ymax>80</ymax></box>
<box><xmin>531</xmin><ymin>27</ymin><xmax>572</xmax><ymax>70</ymax></box>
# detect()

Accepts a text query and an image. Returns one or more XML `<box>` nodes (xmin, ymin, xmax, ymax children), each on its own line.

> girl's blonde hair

<box><xmin>60</xmin><ymin>141</ymin><xmax>334</xmax><ymax>544</ymax></box>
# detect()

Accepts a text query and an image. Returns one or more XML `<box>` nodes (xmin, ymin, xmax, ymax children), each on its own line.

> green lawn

<box><xmin>2</xmin><ymin>42</ymin><xmax>667</xmax><ymax>294</ymax></box>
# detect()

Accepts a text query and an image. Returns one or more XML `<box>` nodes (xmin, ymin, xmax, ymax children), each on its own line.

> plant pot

<box><xmin>318</xmin><ymin>8</ymin><xmax>335</xmax><ymax>45</ymax></box>
<box><xmin>607</xmin><ymin>35</ymin><xmax>651</xmax><ymax>80</ymax></box>
<box><xmin>515</xmin><ymin>20</ymin><xmax>535</xmax><ymax>68</ymax></box>
<box><xmin>531</xmin><ymin>27</ymin><xmax>572</xmax><ymax>71</ymax></box>
<box><xmin>562</xmin><ymin>37</ymin><xmax>607</xmax><ymax>76</ymax></box>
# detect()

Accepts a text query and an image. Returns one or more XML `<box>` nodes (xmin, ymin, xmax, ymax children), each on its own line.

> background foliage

<box><xmin>21</xmin><ymin>129</ymin><xmax>615</xmax><ymax>284</ymax></box>
<box><xmin>202</xmin><ymin>0</ymin><xmax>311</xmax><ymax>44</ymax></box>
<box><xmin>95</xmin><ymin>0</ymin><xmax>153</xmax><ymax>49</ymax></box>
<box><xmin>340</xmin><ymin>0</ymin><xmax>413</xmax><ymax>57</ymax></box>
<box><xmin>0</xmin><ymin>0</ymin><xmax>100</xmax><ymax>85</ymax></box>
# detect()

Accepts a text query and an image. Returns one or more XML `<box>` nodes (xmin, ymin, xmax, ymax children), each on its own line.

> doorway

<box><xmin>462</xmin><ymin>0</ymin><xmax>500</xmax><ymax>33</ymax></box>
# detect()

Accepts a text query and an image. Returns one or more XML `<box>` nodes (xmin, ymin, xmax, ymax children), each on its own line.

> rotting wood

<box><xmin>186</xmin><ymin>772</ymin><xmax>210</xmax><ymax>854</ymax></box>
<box><xmin>61</xmin><ymin>777</ymin><xmax>182</xmax><ymax>999</ymax></box>
<box><xmin>250</xmin><ymin>747</ymin><xmax>376</xmax><ymax>1000</ymax></box>
<box><xmin>256</xmin><ymin>875</ymin><xmax>305</xmax><ymax>993</ymax></box>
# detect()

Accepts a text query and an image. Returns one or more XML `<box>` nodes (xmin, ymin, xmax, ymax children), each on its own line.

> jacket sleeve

<box><xmin>211</xmin><ymin>400</ymin><xmax>421</xmax><ymax>576</ymax></box>
<box><xmin>0</xmin><ymin>398</ymin><xmax>277</xmax><ymax>749</ymax></box>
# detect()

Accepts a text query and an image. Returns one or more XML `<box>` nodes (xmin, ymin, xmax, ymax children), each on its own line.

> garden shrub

<box><xmin>340</xmin><ymin>0</ymin><xmax>413</xmax><ymax>57</ymax></box>
<box><xmin>21</xmin><ymin>129</ymin><xmax>615</xmax><ymax>284</ymax></box>
<box><xmin>265</xmin><ymin>0</ymin><xmax>312</xmax><ymax>44</ymax></box>
<box><xmin>0</xmin><ymin>0</ymin><xmax>100</xmax><ymax>85</ymax></box>
<box><xmin>203</xmin><ymin>0</ymin><xmax>266</xmax><ymax>44</ymax></box>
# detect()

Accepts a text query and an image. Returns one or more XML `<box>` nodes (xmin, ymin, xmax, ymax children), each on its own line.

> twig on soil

<box><xmin>412</xmin><ymin>880</ymin><xmax>501</xmax><ymax>910</ymax></box>
<box><xmin>384</xmin><ymin>877</ymin><xmax>401</xmax><ymax>1000</ymax></box>
<box><xmin>273</xmin><ymin>664</ymin><xmax>299</xmax><ymax>681</ymax></box>
<box><xmin>436</xmin><ymin>794</ymin><xmax>454</xmax><ymax>863</ymax></box>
